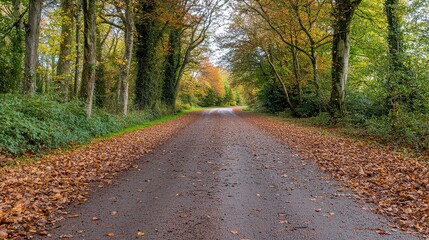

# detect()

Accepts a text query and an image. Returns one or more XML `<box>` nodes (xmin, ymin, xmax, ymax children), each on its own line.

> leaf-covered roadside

<box><xmin>0</xmin><ymin>112</ymin><xmax>198</xmax><ymax>239</ymax></box>
<box><xmin>242</xmin><ymin>113</ymin><xmax>429</xmax><ymax>236</ymax></box>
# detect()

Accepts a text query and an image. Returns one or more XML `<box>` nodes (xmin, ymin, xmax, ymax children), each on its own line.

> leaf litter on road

<box><xmin>0</xmin><ymin>113</ymin><xmax>198</xmax><ymax>239</ymax></box>
<box><xmin>243</xmin><ymin>112</ymin><xmax>428</xmax><ymax>236</ymax></box>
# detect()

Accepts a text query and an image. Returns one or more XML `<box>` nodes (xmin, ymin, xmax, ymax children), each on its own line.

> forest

<box><xmin>0</xmin><ymin>0</ymin><xmax>239</xmax><ymax>156</ymax></box>
<box><xmin>0</xmin><ymin>0</ymin><xmax>428</xmax><ymax>156</ymax></box>
<box><xmin>0</xmin><ymin>1</ymin><xmax>429</xmax><ymax>238</ymax></box>
<box><xmin>222</xmin><ymin>0</ymin><xmax>429</xmax><ymax>151</ymax></box>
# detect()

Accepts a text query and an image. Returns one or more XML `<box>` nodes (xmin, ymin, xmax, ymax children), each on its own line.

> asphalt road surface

<box><xmin>41</xmin><ymin>108</ymin><xmax>419</xmax><ymax>240</ymax></box>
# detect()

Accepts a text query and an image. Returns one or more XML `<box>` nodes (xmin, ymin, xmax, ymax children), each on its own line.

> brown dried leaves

<box><xmin>0</xmin><ymin>113</ymin><xmax>197</xmax><ymax>239</ymax></box>
<box><xmin>245</xmin><ymin>113</ymin><xmax>429</xmax><ymax>236</ymax></box>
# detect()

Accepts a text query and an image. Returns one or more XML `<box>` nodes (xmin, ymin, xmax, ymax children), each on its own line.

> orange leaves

<box><xmin>0</xmin><ymin>113</ymin><xmax>197</xmax><ymax>239</ymax></box>
<box><xmin>199</xmin><ymin>61</ymin><xmax>225</xmax><ymax>97</ymax></box>
<box><xmin>245</xmin><ymin>113</ymin><xmax>429</xmax><ymax>235</ymax></box>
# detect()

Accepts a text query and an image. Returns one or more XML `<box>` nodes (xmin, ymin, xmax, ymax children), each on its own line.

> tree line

<box><xmin>0</xmin><ymin>0</ymin><xmax>226</xmax><ymax>118</ymax></box>
<box><xmin>224</xmin><ymin>0</ymin><xmax>429</xmax><ymax>121</ymax></box>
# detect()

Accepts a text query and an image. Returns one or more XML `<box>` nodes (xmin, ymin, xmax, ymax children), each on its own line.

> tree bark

<box><xmin>135</xmin><ymin>0</ymin><xmax>160</xmax><ymax>110</ymax></box>
<box><xmin>385</xmin><ymin>0</ymin><xmax>412</xmax><ymax>109</ymax></box>
<box><xmin>10</xmin><ymin>0</ymin><xmax>25</xmax><ymax>93</ymax></box>
<box><xmin>81</xmin><ymin>0</ymin><xmax>97</xmax><ymax>118</ymax></box>
<box><xmin>56</xmin><ymin>0</ymin><xmax>74</xmax><ymax>101</ymax></box>
<box><xmin>24</xmin><ymin>0</ymin><xmax>43</xmax><ymax>94</ymax></box>
<box><xmin>74</xmin><ymin>0</ymin><xmax>82</xmax><ymax>97</ymax></box>
<box><xmin>310</xmin><ymin>47</ymin><xmax>323</xmax><ymax>113</ymax></box>
<box><xmin>291</xmin><ymin>45</ymin><xmax>302</xmax><ymax>105</ymax></box>
<box><xmin>328</xmin><ymin>0</ymin><xmax>362</xmax><ymax>118</ymax></box>
<box><xmin>118</xmin><ymin>0</ymin><xmax>134</xmax><ymax>115</ymax></box>
<box><xmin>162</xmin><ymin>27</ymin><xmax>182</xmax><ymax>109</ymax></box>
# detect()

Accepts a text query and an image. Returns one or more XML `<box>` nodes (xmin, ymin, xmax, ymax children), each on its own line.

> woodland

<box><xmin>0</xmin><ymin>0</ymin><xmax>238</xmax><ymax>156</ymax></box>
<box><xmin>0</xmin><ymin>0</ymin><xmax>429</xmax><ymax>238</ymax></box>
<box><xmin>0</xmin><ymin>0</ymin><xmax>428</xmax><ymax>154</ymax></box>
<box><xmin>223</xmin><ymin>0</ymin><xmax>429</xmax><ymax>151</ymax></box>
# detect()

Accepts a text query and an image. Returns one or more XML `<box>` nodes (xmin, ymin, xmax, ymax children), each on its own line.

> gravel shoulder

<box><xmin>39</xmin><ymin>108</ymin><xmax>420</xmax><ymax>240</ymax></box>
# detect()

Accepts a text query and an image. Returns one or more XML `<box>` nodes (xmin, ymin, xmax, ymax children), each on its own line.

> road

<box><xmin>42</xmin><ymin>108</ymin><xmax>419</xmax><ymax>240</ymax></box>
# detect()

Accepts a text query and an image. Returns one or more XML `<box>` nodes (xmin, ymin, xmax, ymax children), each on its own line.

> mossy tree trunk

<box><xmin>328</xmin><ymin>0</ymin><xmax>362</xmax><ymax>118</ymax></box>
<box><xmin>81</xmin><ymin>0</ymin><xmax>97</xmax><ymax>118</ymax></box>
<box><xmin>24</xmin><ymin>0</ymin><xmax>43</xmax><ymax>94</ymax></box>
<box><xmin>56</xmin><ymin>0</ymin><xmax>74</xmax><ymax>101</ymax></box>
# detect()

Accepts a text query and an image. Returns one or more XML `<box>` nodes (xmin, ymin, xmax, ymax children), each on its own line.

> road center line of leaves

<box><xmin>0</xmin><ymin>112</ymin><xmax>198</xmax><ymax>239</ymax></box>
<box><xmin>243</xmin><ymin>112</ymin><xmax>428</xmax><ymax>236</ymax></box>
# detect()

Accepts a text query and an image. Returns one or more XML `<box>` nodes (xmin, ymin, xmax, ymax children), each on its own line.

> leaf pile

<box><xmin>0</xmin><ymin>112</ymin><xmax>198</xmax><ymax>239</ymax></box>
<box><xmin>243</xmin><ymin>113</ymin><xmax>429</xmax><ymax>236</ymax></box>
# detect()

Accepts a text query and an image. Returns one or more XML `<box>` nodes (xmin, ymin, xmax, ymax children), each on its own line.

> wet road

<box><xmin>42</xmin><ymin>108</ymin><xmax>419</xmax><ymax>240</ymax></box>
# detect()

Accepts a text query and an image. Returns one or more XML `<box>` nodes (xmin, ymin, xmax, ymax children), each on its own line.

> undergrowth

<box><xmin>0</xmin><ymin>95</ymin><xmax>186</xmax><ymax>157</ymax></box>
<box><xmin>270</xmin><ymin>110</ymin><xmax>429</xmax><ymax>159</ymax></box>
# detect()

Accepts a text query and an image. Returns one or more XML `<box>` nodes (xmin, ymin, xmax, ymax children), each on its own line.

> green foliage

<box><xmin>0</xmin><ymin>28</ymin><xmax>25</xmax><ymax>94</ymax></box>
<box><xmin>223</xmin><ymin>84</ymin><xmax>234</xmax><ymax>106</ymax></box>
<box><xmin>256</xmin><ymin>82</ymin><xmax>288</xmax><ymax>113</ymax></box>
<box><xmin>0</xmin><ymin>95</ymin><xmax>172</xmax><ymax>156</ymax></box>
<box><xmin>199</xmin><ymin>87</ymin><xmax>221</xmax><ymax>107</ymax></box>
<box><xmin>294</xmin><ymin>91</ymin><xmax>321</xmax><ymax>117</ymax></box>
<box><xmin>366</xmin><ymin>110</ymin><xmax>429</xmax><ymax>151</ymax></box>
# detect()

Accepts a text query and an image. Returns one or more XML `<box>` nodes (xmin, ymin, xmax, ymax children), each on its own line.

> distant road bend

<box><xmin>42</xmin><ymin>107</ymin><xmax>419</xmax><ymax>240</ymax></box>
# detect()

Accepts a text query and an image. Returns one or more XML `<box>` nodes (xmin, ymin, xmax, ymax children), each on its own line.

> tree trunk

<box><xmin>291</xmin><ymin>46</ymin><xmax>302</xmax><ymax>105</ymax></box>
<box><xmin>162</xmin><ymin>27</ymin><xmax>182</xmax><ymax>109</ymax></box>
<box><xmin>11</xmin><ymin>0</ymin><xmax>25</xmax><ymax>93</ymax></box>
<box><xmin>328</xmin><ymin>0</ymin><xmax>362</xmax><ymax>118</ymax></box>
<box><xmin>24</xmin><ymin>0</ymin><xmax>43</xmax><ymax>94</ymax></box>
<box><xmin>74</xmin><ymin>0</ymin><xmax>82</xmax><ymax>97</ymax></box>
<box><xmin>263</xmin><ymin>48</ymin><xmax>295</xmax><ymax>113</ymax></box>
<box><xmin>57</xmin><ymin>0</ymin><xmax>74</xmax><ymax>101</ymax></box>
<box><xmin>310</xmin><ymin>47</ymin><xmax>323</xmax><ymax>113</ymax></box>
<box><xmin>118</xmin><ymin>0</ymin><xmax>134</xmax><ymax>115</ymax></box>
<box><xmin>135</xmin><ymin>0</ymin><xmax>160</xmax><ymax>110</ymax></box>
<box><xmin>385</xmin><ymin>0</ymin><xmax>411</xmax><ymax>109</ymax></box>
<box><xmin>81</xmin><ymin>0</ymin><xmax>97</xmax><ymax>118</ymax></box>
<box><xmin>94</xmin><ymin>27</ymin><xmax>109</xmax><ymax>108</ymax></box>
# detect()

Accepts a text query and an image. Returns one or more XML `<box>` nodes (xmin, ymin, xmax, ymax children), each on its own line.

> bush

<box><xmin>257</xmin><ymin>83</ymin><xmax>288</xmax><ymax>113</ymax></box>
<box><xmin>294</xmin><ymin>92</ymin><xmax>321</xmax><ymax>117</ymax></box>
<box><xmin>366</xmin><ymin>109</ymin><xmax>429</xmax><ymax>150</ymax></box>
<box><xmin>0</xmin><ymin>95</ymin><xmax>167</xmax><ymax>156</ymax></box>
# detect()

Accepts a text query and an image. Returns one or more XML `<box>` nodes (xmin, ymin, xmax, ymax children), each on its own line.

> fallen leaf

<box><xmin>403</xmin><ymin>208</ymin><xmax>413</xmax><ymax>214</ymax></box>
<box><xmin>0</xmin><ymin>228</ymin><xmax>8</xmax><ymax>238</ymax></box>
<box><xmin>106</xmin><ymin>232</ymin><xmax>115</xmax><ymax>237</ymax></box>
<box><xmin>60</xmin><ymin>234</ymin><xmax>73</xmax><ymax>238</ymax></box>
<box><xmin>231</xmin><ymin>229</ymin><xmax>239</xmax><ymax>235</ymax></box>
<box><xmin>0</xmin><ymin>113</ymin><xmax>198</xmax><ymax>239</ymax></box>
<box><xmin>92</xmin><ymin>217</ymin><xmax>100</xmax><ymax>221</ymax></box>
<box><xmin>376</xmin><ymin>229</ymin><xmax>391</xmax><ymax>235</ymax></box>
<box><xmin>137</xmin><ymin>231</ymin><xmax>145</xmax><ymax>236</ymax></box>
<box><xmin>278</xmin><ymin>212</ymin><xmax>287</xmax><ymax>217</ymax></box>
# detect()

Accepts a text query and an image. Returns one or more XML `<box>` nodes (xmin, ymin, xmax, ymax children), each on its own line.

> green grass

<box><xmin>101</xmin><ymin>108</ymin><xmax>203</xmax><ymax>139</ymax></box>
